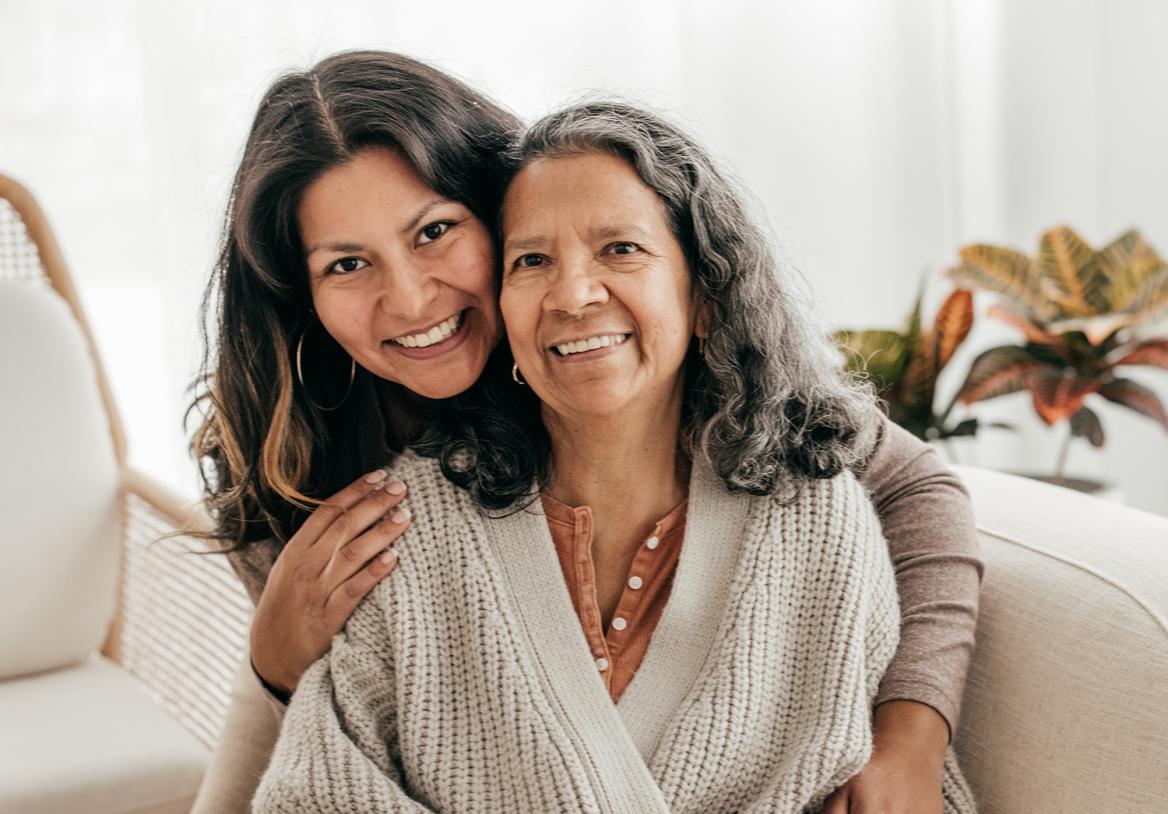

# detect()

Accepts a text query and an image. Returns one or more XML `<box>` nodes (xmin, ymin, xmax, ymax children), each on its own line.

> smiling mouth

<box><xmin>387</xmin><ymin>310</ymin><xmax>466</xmax><ymax>348</ymax></box>
<box><xmin>552</xmin><ymin>333</ymin><xmax>630</xmax><ymax>356</ymax></box>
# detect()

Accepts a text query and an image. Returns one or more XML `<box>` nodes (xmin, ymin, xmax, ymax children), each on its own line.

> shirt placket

<box><xmin>570</xmin><ymin>506</ymin><xmax>615</xmax><ymax>688</ymax></box>
<box><xmin>604</xmin><ymin>519</ymin><xmax>666</xmax><ymax>674</ymax></box>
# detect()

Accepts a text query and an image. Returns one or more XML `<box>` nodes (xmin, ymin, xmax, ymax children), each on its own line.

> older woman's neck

<box><xmin>542</xmin><ymin>398</ymin><xmax>689</xmax><ymax>520</ymax></box>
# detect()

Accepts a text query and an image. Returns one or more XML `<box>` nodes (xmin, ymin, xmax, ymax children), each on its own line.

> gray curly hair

<box><xmin>429</xmin><ymin>101</ymin><xmax>882</xmax><ymax>507</ymax></box>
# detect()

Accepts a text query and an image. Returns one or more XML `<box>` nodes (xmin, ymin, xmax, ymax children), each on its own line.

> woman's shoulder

<box><xmin>753</xmin><ymin>466</ymin><xmax>883</xmax><ymax>543</ymax></box>
<box><xmin>385</xmin><ymin>449</ymin><xmax>478</xmax><ymax>517</ymax></box>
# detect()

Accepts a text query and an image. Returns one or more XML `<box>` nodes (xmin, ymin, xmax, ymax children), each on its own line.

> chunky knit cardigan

<box><xmin>253</xmin><ymin>451</ymin><xmax>976</xmax><ymax>813</ymax></box>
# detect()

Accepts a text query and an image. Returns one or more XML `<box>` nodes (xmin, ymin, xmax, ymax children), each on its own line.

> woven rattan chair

<box><xmin>0</xmin><ymin>172</ymin><xmax>251</xmax><ymax>813</ymax></box>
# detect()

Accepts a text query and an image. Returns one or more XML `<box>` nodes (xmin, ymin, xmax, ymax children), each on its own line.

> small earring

<box><xmin>512</xmin><ymin>362</ymin><xmax>527</xmax><ymax>386</ymax></box>
<box><xmin>697</xmin><ymin>337</ymin><xmax>707</xmax><ymax>359</ymax></box>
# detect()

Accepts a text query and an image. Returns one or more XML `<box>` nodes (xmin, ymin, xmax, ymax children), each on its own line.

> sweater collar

<box><xmin>481</xmin><ymin>454</ymin><xmax>751</xmax><ymax>806</ymax></box>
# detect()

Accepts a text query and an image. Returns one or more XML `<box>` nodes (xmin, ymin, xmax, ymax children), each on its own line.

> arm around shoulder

<box><xmin>857</xmin><ymin>414</ymin><xmax>985</xmax><ymax>740</ymax></box>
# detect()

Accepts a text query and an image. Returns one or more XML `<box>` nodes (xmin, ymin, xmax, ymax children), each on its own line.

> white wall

<box><xmin>2</xmin><ymin>0</ymin><xmax>1165</xmax><ymax>514</ymax></box>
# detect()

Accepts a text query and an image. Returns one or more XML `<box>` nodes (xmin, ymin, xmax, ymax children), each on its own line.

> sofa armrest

<box><xmin>952</xmin><ymin>465</ymin><xmax>1168</xmax><ymax>814</ymax></box>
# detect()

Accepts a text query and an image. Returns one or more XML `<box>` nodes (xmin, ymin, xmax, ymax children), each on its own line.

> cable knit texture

<box><xmin>253</xmin><ymin>451</ymin><xmax>976</xmax><ymax>813</ymax></box>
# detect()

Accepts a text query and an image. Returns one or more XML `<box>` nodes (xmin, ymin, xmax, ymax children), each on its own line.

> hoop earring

<box><xmin>512</xmin><ymin>363</ymin><xmax>527</xmax><ymax>386</ymax></box>
<box><xmin>295</xmin><ymin>317</ymin><xmax>356</xmax><ymax>411</ymax></box>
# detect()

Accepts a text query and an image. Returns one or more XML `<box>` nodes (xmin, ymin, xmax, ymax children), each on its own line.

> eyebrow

<box><xmin>401</xmin><ymin>197</ymin><xmax>455</xmax><ymax>236</ymax></box>
<box><xmin>304</xmin><ymin>197</ymin><xmax>456</xmax><ymax>258</ymax></box>
<box><xmin>503</xmin><ymin>224</ymin><xmax>653</xmax><ymax>254</ymax></box>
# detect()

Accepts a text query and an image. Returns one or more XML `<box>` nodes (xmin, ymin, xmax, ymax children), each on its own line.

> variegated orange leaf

<box><xmin>1097</xmin><ymin>378</ymin><xmax>1168</xmax><ymax>431</ymax></box>
<box><xmin>1114</xmin><ymin>339</ymin><xmax>1168</xmax><ymax>370</ymax></box>
<box><xmin>1046</xmin><ymin>312</ymin><xmax>1136</xmax><ymax>345</ymax></box>
<box><xmin>949</xmin><ymin>244</ymin><xmax>1052</xmax><ymax>321</ymax></box>
<box><xmin>1025</xmin><ymin>367</ymin><xmax>1101</xmax><ymax>425</ymax></box>
<box><xmin>1105</xmin><ymin>231</ymin><xmax>1168</xmax><ymax>311</ymax></box>
<box><xmin>1122</xmin><ymin>267</ymin><xmax>1168</xmax><ymax>322</ymax></box>
<box><xmin>1037</xmin><ymin>226</ymin><xmax>1107</xmax><ymax>317</ymax></box>
<box><xmin>899</xmin><ymin>332</ymin><xmax>938</xmax><ymax>409</ymax></box>
<box><xmin>957</xmin><ymin>345</ymin><xmax>1044</xmax><ymax>404</ymax></box>
<box><xmin>986</xmin><ymin>303</ymin><xmax>1058</xmax><ymax>345</ymax></box>
<box><xmin>933</xmin><ymin>288</ymin><xmax>974</xmax><ymax>369</ymax></box>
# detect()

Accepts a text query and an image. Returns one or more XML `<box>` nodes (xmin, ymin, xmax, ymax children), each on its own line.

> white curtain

<box><xmin>2</xmin><ymin>0</ymin><xmax>1165</xmax><ymax>514</ymax></box>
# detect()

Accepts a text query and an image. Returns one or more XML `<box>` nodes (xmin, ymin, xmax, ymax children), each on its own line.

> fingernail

<box><xmin>385</xmin><ymin>480</ymin><xmax>406</xmax><ymax>495</ymax></box>
<box><xmin>390</xmin><ymin>508</ymin><xmax>410</xmax><ymax>524</ymax></box>
<box><xmin>364</xmin><ymin>468</ymin><xmax>389</xmax><ymax>484</ymax></box>
<box><xmin>380</xmin><ymin>549</ymin><xmax>397</xmax><ymax>566</ymax></box>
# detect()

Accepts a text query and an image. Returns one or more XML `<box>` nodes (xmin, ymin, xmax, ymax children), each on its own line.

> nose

<box><xmin>376</xmin><ymin>254</ymin><xmax>437</xmax><ymax>320</ymax></box>
<box><xmin>544</xmin><ymin>254</ymin><xmax>608</xmax><ymax>316</ymax></box>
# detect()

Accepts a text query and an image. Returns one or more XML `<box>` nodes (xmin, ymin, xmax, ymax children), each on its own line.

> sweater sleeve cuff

<box><xmin>873</xmin><ymin>679</ymin><xmax>959</xmax><ymax>744</ymax></box>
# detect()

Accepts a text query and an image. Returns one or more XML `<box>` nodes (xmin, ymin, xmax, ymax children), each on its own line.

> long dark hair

<box><xmin>189</xmin><ymin>51</ymin><xmax>520</xmax><ymax>550</ymax></box>
<box><xmin>435</xmin><ymin>101</ymin><xmax>881</xmax><ymax>510</ymax></box>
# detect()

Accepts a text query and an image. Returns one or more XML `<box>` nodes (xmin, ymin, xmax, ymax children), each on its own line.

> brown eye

<box><xmin>329</xmin><ymin>257</ymin><xmax>369</xmax><ymax>275</ymax></box>
<box><xmin>517</xmin><ymin>254</ymin><xmax>545</xmax><ymax>268</ymax></box>
<box><xmin>419</xmin><ymin>222</ymin><xmax>451</xmax><ymax>244</ymax></box>
<box><xmin>608</xmin><ymin>242</ymin><xmax>640</xmax><ymax>255</ymax></box>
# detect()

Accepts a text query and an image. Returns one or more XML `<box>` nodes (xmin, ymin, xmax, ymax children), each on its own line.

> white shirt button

<box><xmin>645</xmin><ymin>536</ymin><xmax>660</xmax><ymax>550</ymax></box>
<box><xmin>611</xmin><ymin>616</ymin><xmax>628</xmax><ymax>631</ymax></box>
<box><xmin>628</xmin><ymin>575</ymin><xmax>643</xmax><ymax>589</ymax></box>
<box><xmin>596</xmin><ymin>657</ymin><xmax>609</xmax><ymax>671</ymax></box>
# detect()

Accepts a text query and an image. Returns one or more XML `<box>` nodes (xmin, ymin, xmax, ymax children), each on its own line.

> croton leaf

<box><xmin>1097</xmin><ymin>378</ymin><xmax>1168</xmax><ymax>431</ymax></box>
<box><xmin>1114</xmin><ymin>339</ymin><xmax>1168</xmax><ymax>370</ymax></box>
<box><xmin>1026</xmin><ymin>367</ymin><xmax>1101</xmax><ymax>425</ymax></box>
<box><xmin>835</xmin><ymin>329</ymin><xmax>910</xmax><ymax>387</ymax></box>
<box><xmin>1105</xmin><ymin>231</ymin><xmax>1168</xmax><ymax>312</ymax></box>
<box><xmin>949</xmin><ymin>245</ymin><xmax>1053</xmax><ymax>322</ymax></box>
<box><xmin>1122</xmin><ymin>267</ymin><xmax>1168</xmax><ymax>323</ymax></box>
<box><xmin>933</xmin><ymin>288</ymin><xmax>974</xmax><ymax>369</ymax></box>
<box><xmin>957</xmin><ymin>345</ymin><xmax>1046</xmax><ymax>404</ymax></box>
<box><xmin>1046</xmin><ymin>312</ymin><xmax>1136</xmax><ymax>345</ymax></box>
<box><xmin>1038</xmin><ymin>226</ymin><xmax>1109</xmax><ymax>317</ymax></box>
<box><xmin>1097</xmin><ymin>230</ymin><xmax>1144</xmax><ymax>274</ymax></box>
<box><xmin>1069</xmin><ymin>405</ymin><xmax>1105</xmax><ymax>447</ymax></box>
<box><xmin>986</xmin><ymin>303</ymin><xmax>1056</xmax><ymax>345</ymax></box>
<box><xmin>899</xmin><ymin>333</ymin><xmax>938</xmax><ymax>409</ymax></box>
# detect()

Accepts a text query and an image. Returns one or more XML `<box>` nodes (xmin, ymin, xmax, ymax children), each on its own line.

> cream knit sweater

<box><xmin>254</xmin><ymin>451</ymin><xmax>976</xmax><ymax>813</ymax></box>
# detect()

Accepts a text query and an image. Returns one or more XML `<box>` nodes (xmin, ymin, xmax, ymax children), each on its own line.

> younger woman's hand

<box><xmin>822</xmin><ymin>700</ymin><xmax>949</xmax><ymax>814</ymax></box>
<box><xmin>250</xmin><ymin>468</ymin><xmax>411</xmax><ymax>696</ymax></box>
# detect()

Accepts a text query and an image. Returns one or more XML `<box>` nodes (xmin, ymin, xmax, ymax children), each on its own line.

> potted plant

<box><xmin>836</xmin><ymin>286</ymin><xmax>1004</xmax><ymax>443</ymax></box>
<box><xmin>948</xmin><ymin>226</ymin><xmax>1168</xmax><ymax>489</ymax></box>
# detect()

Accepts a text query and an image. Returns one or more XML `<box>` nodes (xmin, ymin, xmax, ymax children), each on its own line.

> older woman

<box><xmin>250</xmin><ymin>102</ymin><xmax>978</xmax><ymax>813</ymax></box>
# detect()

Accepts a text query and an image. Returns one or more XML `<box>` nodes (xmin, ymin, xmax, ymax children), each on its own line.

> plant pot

<box><xmin>1011</xmin><ymin>472</ymin><xmax>1126</xmax><ymax>504</ymax></box>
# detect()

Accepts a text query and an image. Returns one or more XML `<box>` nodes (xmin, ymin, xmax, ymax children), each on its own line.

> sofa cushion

<box><xmin>0</xmin><ymin>280</ymin><xmax>120</xmax><ymax>678</ymax></box>
<box><xmin>953</xmin><ymin>466</ymin><xmax>1168</xmax><ymax>813</ymax></box>
<box><xmin>0</xmin><ymin>656</ymin><xmax>207</xmax><ymax>814</ymax></box>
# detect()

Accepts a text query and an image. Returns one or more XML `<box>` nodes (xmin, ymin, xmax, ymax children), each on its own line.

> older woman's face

<box><xmin>500</xmin><ymin>151</ymin><xmax>702</xmax><ymax>422</ymax></box>
<box><xmin>298</xmin><ymin>147</ymin><xmax>500</xmax><ymax>399</ymax></box>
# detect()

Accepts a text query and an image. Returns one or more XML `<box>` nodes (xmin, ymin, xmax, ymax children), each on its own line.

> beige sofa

<box><xmin>953</xmin><ymin>464</ymin><xmax>1168</xmax><ymax>812</ymax></box>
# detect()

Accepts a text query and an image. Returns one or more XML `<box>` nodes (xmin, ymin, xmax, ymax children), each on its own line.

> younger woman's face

<box><xmin>298</xmin><ymin>147</ymin><xmax>501</xmax><ymax>399</ymax></box>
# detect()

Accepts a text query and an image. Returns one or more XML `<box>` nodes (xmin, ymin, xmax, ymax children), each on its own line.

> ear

<box><xmin>694</xmin><ymin>298</ymin><xmax>714</xmax><ymax>339</ymax></box>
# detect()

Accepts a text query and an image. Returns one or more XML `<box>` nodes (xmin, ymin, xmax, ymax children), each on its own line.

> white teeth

<box><xmin>554</xmin><ymin>334</ymin><xmax>628</xmax><ymax>356</ymax></box>
<box><xmin>390</xmin><ymin>312</ymin><xmax>464</xmax><ymax>348</ymax></box>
